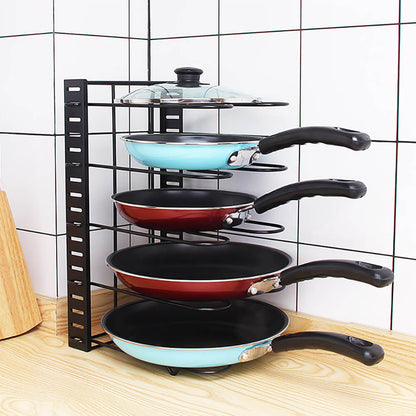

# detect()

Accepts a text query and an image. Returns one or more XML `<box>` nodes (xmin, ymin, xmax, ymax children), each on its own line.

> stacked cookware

<box><xmin>102</xmin><ymin>68</ymin><xmax>394</xmax><ymax>374</ymax></box>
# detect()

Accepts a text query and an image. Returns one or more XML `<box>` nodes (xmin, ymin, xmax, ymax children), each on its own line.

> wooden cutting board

<box><xmin>0</xmin><ymin>190</ymin><xmax>41</xmax><ymax>339</ymax></box>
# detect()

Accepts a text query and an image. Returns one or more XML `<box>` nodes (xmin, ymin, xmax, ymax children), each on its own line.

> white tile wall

<box><xmin>0</xmin><ymin>134</ymin><xmax>57</xmax><ymax>234</ymax></box>
<box><xmin>55</xmin><ymin>0</ymin><xmax>129</xmax><ymax>37</ymax></box>
<box><xmin>220</xmin><ymin>0</ymin><xmax>300</xmax><ymax>33</ymax></box>
<box><xmin>150</xmin><ymin>0</ymin><xmax>218</xmax><ymax>38</ymax></box>
<box><xmin>130</xmin><ymin>39</ymin><xmax>149</xmax><ymax>80</ymax></box>
<box><xmin>0</xmin><ymin>0</ymin><xmax>53</xmax><ymax>36</ymax></box>
<box><xmin>401</xmin><ymin>0</ymin><xmax>416</xmax><ymax>23</ymax></box>
<box><xmin>392</xmin><ymin>258</ymin><xmax>416</xmax><ymax>335</ymax></box>
<box><xmin>18</xmin><ymin>230</ymin><xmax>57</xmax><ymax>298</ymax></box>
<box><xmin>0</xmin><ymin>35</ymin><xmax>54</xmax><ymax>134</ymax></box>
<box><xmin>57</xmin><ymin>234</ymin><xmax>67</xmax><ymax>297</ymax></box>
<box><xmin>398</xmin><ymin>24</ymin><xmax>416</xmax><ymax>142</ymax></box>
<box><xmin>301</xmin><ymin>25</ymin><xmax>398</xmax><ymax>141</ymax></box>
<box><xmin>130</xmin><ymin>0</ymin><xmax>149</xmax><ymax>39</ymax></box>
<box><xmin>395</xmin><ymin>143</ymin><xmax>416</xmax><ymax>259</ymax></box>
<box><xmin>302</xmin><ymin>0</ymin><xmax>398</xmax><ymax>28</ymax></box>
<box><xmin>2</xmin><ymin>1</ymin><xmax>416</xmax><ymax>337</ymax></box>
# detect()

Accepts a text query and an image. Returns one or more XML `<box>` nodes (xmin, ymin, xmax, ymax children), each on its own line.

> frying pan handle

<box><xmin>258</xmin><ymin>126</ymin><xmax>371</xmax><ymax>154</ymax></box>
<box><xmin>271</xmin><ymin>332</ymin><xmax>384</xmax><ymax>366</ymax></box>
<box><xmin>253</xmin><ymin>179</ymin><xmax>367</xmax><ymax>214</ymax></box>
<box><xmin>279</xmin><ymin>260</ymin><xmax>394</xmax><ymax>288</ymax></box>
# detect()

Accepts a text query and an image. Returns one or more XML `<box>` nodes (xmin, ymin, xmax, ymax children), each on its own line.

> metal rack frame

<box><xmin>64</xmin><ymin>79</ymin><xmax>287</xmax><ymax>352</ymax></box>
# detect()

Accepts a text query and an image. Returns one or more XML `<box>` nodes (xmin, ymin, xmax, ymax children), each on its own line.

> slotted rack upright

<box><xmin>64</xmin><ymin>79</ymin><xmax>287</xmax><ymax>352</ymax></box>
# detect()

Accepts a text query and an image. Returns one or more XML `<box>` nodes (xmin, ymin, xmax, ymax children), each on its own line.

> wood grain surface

<box><xmin>0</xmin><ymin>191</ymin><xmax>41</xmax><ymax>339</ymax></box>
<box><xmin>0</xmin><ymin>309</ymin><xmax>415</xmax><ymax>416</ymax></box>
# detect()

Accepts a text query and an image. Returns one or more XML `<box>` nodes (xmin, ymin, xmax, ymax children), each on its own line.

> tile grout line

<box><xmin>149</xmin><ymin>21</ymin><xmax>412</xmax><ymax>41</ymax></box>
<box><xmin>390</xmin><ymin>0</ymin><xmax>402</xmax><ymax>331</ymax></box>
<box><xmin>295</xmin><ymin>0</ymin><xmax>303</xmax><ymax>313</ymax></box>
<box><xmin>217</xmin><ymin>0</ymin><xmax>221</xmax><ymax>192</ymax></box>
<box><xmin>52</xmin><ymin>0</ymin><xmax>59</xmax><ymax>299</ymax></box>
<box><xmin>1</xmin><ymin>21</ymin><xmax>413</xmax><ymax>42</ymax></box>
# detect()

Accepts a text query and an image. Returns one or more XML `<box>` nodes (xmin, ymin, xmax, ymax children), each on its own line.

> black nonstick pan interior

<box><xmin>107</xmin><ymin>242</ymin><xmax>292</xmax><ymax>281</ymax></box>
<box><xmin>103</xmin><ymin>299</ymin><xmax>289</xmax><ymax>348</ymax></box>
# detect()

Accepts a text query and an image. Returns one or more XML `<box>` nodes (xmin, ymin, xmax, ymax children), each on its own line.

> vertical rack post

<box><xmin>64</xmin><ymin>79</ymin><xmax>92</xmax><ymax>351</ymax></box>
<box><xmin>159</xmin><ymin>106</ymin><xmax>184</xmax><ymax>189</ymax></box>
<box><xmin>111</xmin><ymin>85</ymin><xmax>118</xmax><ymax>310</ymax></box>
<box><xmin>159</xmin><ymin>107</ymin><xmax>184</xmax><ymax>241</ymax></box>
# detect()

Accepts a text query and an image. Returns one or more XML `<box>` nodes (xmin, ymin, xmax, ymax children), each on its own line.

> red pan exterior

<box><xmin>115</xmin><ymin>203</ymin><xmax>241</xmax><ymax>232</ymax></box>
<box><xmin>111</xmin><ymin>269</ymin><xmax>281</xmax><ymax>301</ymax></box>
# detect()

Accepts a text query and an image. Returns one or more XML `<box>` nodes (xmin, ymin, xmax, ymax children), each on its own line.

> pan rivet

<box><xmin>250</xmin><ymin>287</ymin><xmax>258</xmax><ymax>295</ymax></box>
<box><xmin>230</xmin><ymin>155</ymin><xmax>238</xmax><ymax>162</ymax></box>
<box><xmin>253</xmin><ymin>153</ymin><xmax>260</xmax><ymax>161</ymax></box>
<box><xmin>267</xmin><ymin>345</ymin><xmax>272</xmax><ymax>352</ymax></box>
<box><xmin>241</xmin><ymin>353</ymin><xmax>249</xmax><ymax>361</ymax></box>
<box><xmin>225</xmin><ymin>217</ymin><xmax>234</xmax><ymax>225</ymax></box>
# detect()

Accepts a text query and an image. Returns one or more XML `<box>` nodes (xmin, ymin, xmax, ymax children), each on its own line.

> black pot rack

<box><xmin>64</xmin><ymin>79</ymin><xmax>288</xmax><ymax>353</ymax></box>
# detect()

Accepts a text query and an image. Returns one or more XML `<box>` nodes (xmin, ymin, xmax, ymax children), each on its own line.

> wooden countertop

<box><xmin>0</xmin><ymin>310</ymin><xmax>415</xmax><ymax>416</ymax></box>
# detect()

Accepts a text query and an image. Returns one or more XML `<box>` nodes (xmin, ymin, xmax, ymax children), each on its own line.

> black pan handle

<box><xmin>258</xmin><ymin>126</ymin><xmax>371</xmax><ymax>154</ymax></box>
<box><xmin>253</xmin><ymin>179</ymin><xmax>367</xmax><ymax>214</ymax></box>
<box><xmin>279</xmin><ymin>260</ymin><xmax>394</xmax><ymax>288</ymax></box>
<box><xmin>271</xmin><ymin>332</ymin><xmax>384</xmax><ymax>366</ymax></box>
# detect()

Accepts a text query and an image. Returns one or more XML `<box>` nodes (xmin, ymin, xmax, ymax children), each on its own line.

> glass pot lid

<box><xmin>118</xmin><ymin>67</ymin><xmax>262</xmax><ymax>104</ymax></box>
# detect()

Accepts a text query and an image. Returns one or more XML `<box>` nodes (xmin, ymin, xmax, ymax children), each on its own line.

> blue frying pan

<box><xmin>122</xmin><ymin>126</ymin><xmax>370</xmax><ymax>170</ymax></box>
<box><xmin>102</xmin><ymin>299</ymin><xmax>384</xmax><ymax>370</ymax></box>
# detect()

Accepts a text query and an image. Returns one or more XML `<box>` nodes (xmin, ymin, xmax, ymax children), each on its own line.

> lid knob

<box><xmin>174</xmin><ymin>67</ymin><xmax>203</xmax><ymax>87</ymax></box>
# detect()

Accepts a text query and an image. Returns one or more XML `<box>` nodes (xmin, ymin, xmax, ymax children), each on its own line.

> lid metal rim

<box><xmin>118</xmin><ymin>97</ymin><xmax>260</xmax><ymax>104</ymax></box>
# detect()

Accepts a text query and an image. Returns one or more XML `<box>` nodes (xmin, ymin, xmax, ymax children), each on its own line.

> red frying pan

<box><xmin>112</xmin><ymin>179</ymin><xmax>366</xmax><ymax>232</ymax></box>
<box><xmin>106</xmin><ymin>242</ymin><xmax>394</xmax><ymax>301</ymax></box>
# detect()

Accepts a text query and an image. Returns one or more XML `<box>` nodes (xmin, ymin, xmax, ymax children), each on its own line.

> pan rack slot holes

<box><xmin>71</xmin><ymin>308</ymin><xmax>84</xmax><ymax>316</ymax></box>
<box><xmin>70</xmin><ymin>177</ymin><xmax>82</xmax><ymax>183</ymax></box>
<box><xmin>70</xmin><ymin>207</ymin><xmax>83</xmax><ymax>213</ymax></box>
<box><xmin>71</xmin><ymin>265</ymin><xmax>84</xmax><ymax>272</ymax></box>
<box><xmin>71</xmin><ymin>323</ymin><xmax>85</xmax><ymax>330</ymax></box>
<box><xmin>71</xmin><ymin>294</ymin><xmax>84</xmax><ymax>301</ymax></box>
<box><xmin>70</xmin><ymin>250</ymin><xmax>83</xmax><ymax>257</ymax></box>
<box><xmin>71</xmin><ymin>337</ymin><xmax>84</xmax><ymax>344</ymax></box>
<box><xmin>67</xmin><ymin>86</ymin><xmax>81</xmax><ymax>92</ymax></box>
<box><xmin>69</xmin><ymin>117</ymin><xmax>81</xmax><ymax>123</ymax></box>
<box><xmin>70</xmin><ymin>236</ymin><xmax>83</xmax><ymax>243</ymax></box>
